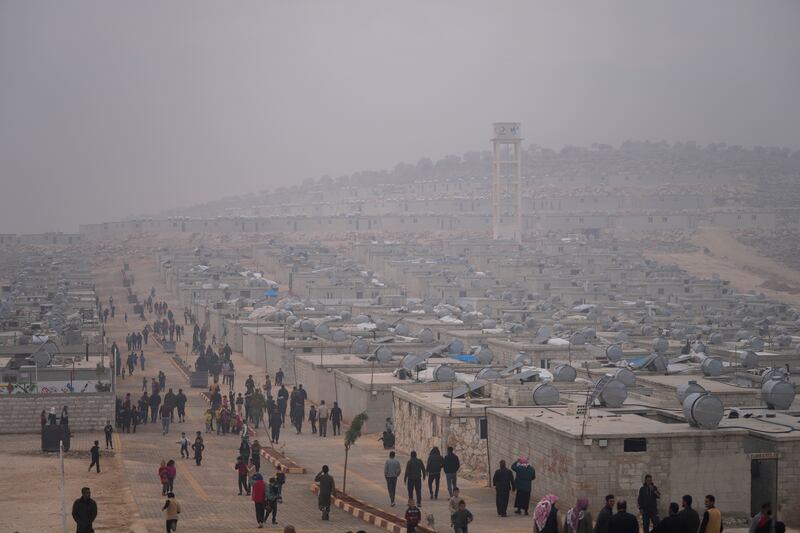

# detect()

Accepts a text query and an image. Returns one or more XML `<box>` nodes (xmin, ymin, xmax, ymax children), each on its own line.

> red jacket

<box><xmin>251</xmin><ymin>480</ymin><xmax>266</xmax><ymax>503</ymax></box>
<box><xmin>236</xmin><ymin>461</ymin><xmax>248</xmax><ymax>475</ymax></box>
<box><xmin>158</xmin><ymin>466</ymin><xmax>169</xmax><ymax>484</ymax></box>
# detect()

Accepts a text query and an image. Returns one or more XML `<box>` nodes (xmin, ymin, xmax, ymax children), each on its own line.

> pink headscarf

<box><xmin>534</xmin><ymin>494</ymin><xmax>559</xmax><ymax>530</ymax></box>
<box><xmin>567</xmin><ymin>498</ymin><xmax>589</xmax><ymax>533</ymax></box>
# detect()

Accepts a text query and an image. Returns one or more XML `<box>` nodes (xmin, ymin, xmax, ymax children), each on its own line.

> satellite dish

<box><xmin>300</xmin><ymin>319</ymin><xmax>315</xmax><ymax>333</ymax></box>
<box><xmin>612</xmin><ymin>368</ymin><xmax>636</xmax><ymax>387</ymax></box>
<box><xmin>448</xmin><ymin>339</ymin><xmax>465</xmax><ymax>355</ymax></box>
<box><xmin>677</xmin><ymin>380</ymin><xmax>706</xmax><ymax>403</ymax></box>
<box><xmin>762</xmin><ymin>378</ymin><xmax>795</xmax><ymax>410</ymax></box>
<box><xmin>570</xmin><ymin>332</ymin><xmax>586</xmax><ymax>346</ymax></box>
<box><xmin>692</xmin><ymin>341</ymin><xmax>706</xmax><ymax>354</ymax></box>
<box><xmin>417</xmin><ymin>328</ymin><xmax>434</xmax><ymax>344</ymax></box>
<box><xmin>513</xmin><ymin>352</ymin><xmax>531</xmax><ymax>366</ymax></box>
<box><xmin>599</xmin><ymin>379</ymin><xmax>628</xmax><ymax>407</ymax></box>
<box><xmin>476</xmin><ymin>367</ymin><xmax>501</xmax><ymax>380</ymax></box>
<box><xmin>749</xmin><ymin>336</ymin><xmax>765</xmax><ymax>351</ymax></box>
<box><xmin>534</xmin><ymin>326</ymin><xmax>551</xmax><ymax>343</ymax></box>
<box><xmin>615</xmin><ymin>331</ymin><xmax>629</xmax><ymax>342</ymax></box>
<box><xmin>739</xmin><ymin>350</ymin><xmax>759</xmax><ymax>369</ymax></box>
<box><xmin>638</xmin><ymin>353</ymin><xmax>668</xmax><ymax>372</ymax></box>
<box><xmin>354</xmin><ymin>314</ymin><xmax>370</xmax><ymax>324</ymax></box>
<box><xmin>352</xmin><ymin>338</ymin><xmax>369</xmax><ymax>355</ymax></box>
<box><xmin>524</xmin><ymin>317</ymin><xmax>537</xmax><ymax>329</ymax></box>
<box><xmin>331</xmin><ymin>330</ymin><xmax>347</xmax><ymax>342</ymax></box>
<box><xmin>700</xmin><ymin>357</ymin><xmax>723</xmax><ymax>377</ymax></box>
<box><xmin>475</xmin><ymin>346</ymin><xmax>494</xmax><ymax>365</ymax></box>
<box><xmin>683</xmin><ymin>392</ymin><xmax>724</xmax><ymax>429</ymax></box>
<box><xmin>552</xmin><ymin>364</ymin><xmax>577</xmax><ymax>382</ymax></box>
<box><xmin>641</xmin><ymin>325</ymin><xmax>655</xmax><ymax>336</ymax></box>
<box><xmin>340</xmin><ymin>310</ymin><xmax>351</xmax><ymax>321</ymax></box>
<box><xmin>433</xmin><ymin>364</ymin><xmax>457</xmax><ymax>382</ymax></box>
<box><xmin>606</xmin><ymin>344</ymin><xmax>623</xmax><ymax>362</ymax></box>
<box><xmin>375</xmin><ymin>319</ymin><xmax>389</xmax><ymax>332</ymax></box>
<box><xmin>652</xmin><ymin>337</ymin><xmax>669</xmax><ymax>354</ymax></box>
<box><xmin>708</xmin><ymin>332</ymin><xmax>724</xmax><ymax>345</ymax></box>
<box><xmin>481</xmin><ymin>319</ymin><xmax>497</xmax><ymax>329</ymax></box>
<box><xmin>373</xmin><ymin>346</ymin><xmax>393</xmax><ymax>363</ymax></box>
<box><xmin>394</xmin><ymin>323</ymin><xmax>410</xmax><ymax>336</ymax></box>
<box><xmin>315</xmin><ymin>323</ymin><xmax>330</xmax><ymax>338</ymax></box>
<box><xmin>531</xmin><ymin>383</ymin><xmax>560</xmax><ymax>406</ymax></box>
<box><xmin>401</xmin><ymin>354</ymin><xmax>425</xmax><ymax>372</ymax></box>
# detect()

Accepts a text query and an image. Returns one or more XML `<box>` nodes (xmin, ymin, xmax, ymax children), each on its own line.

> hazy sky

<box><xmin>1</xmin><ymin>1</ymin><xmax>799</xmax><ymax>233</ymax></box>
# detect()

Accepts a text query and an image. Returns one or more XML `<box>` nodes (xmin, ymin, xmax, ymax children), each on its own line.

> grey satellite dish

<box><xmin>502</xmin><ymin>312</ymin><xmax>514</xmax><ymax>323</ymax></box>
<box><xmin>740</xmin><ymin>350</ymin><xmax>759</xmax><ymax>369</ymax></box>
<box><xmin>475</xmin><ymin>346</ymin><xmax>494</xmax><ymax>365</ymax></box>
<box><xmin>476</xmin><ymin>367</ymin><xmax>501</xmax><ymax>380</ymax></box>
<box><xmin>692</xmin><ymin>341</ymin><xmax>706</xmax><ymax>354</ymax></box>
<box><xmin>481</xmin><ymin>319</ymin><xmax>497</xmax><ymax>329</ymax></box>
<box><xmin>570</xmin><ymin>332</ymin><xmax>586</xmax><ymax>346</ymax></box>
<box><xmin>417</xmin><ymin>328</ymin><xmax>434</xmax><ymax>344</ymax></box>
<box><xmin>401</xmin><ymin>354</ymin><xmax>425</xmax><ymax>372</ymax></box>
<box><xmin>354</xmin><ymin>314</ymin><xmax>370</xmax><ymax>324</ymax></box>
<box><xmin>374</xmin><ymin>319</ymin><xmax>389</xmax><ymax>332</ymax></box>
<box><xmin>750</xmin><ymin>337</ymin><xmax>765</xmax><ymax>351</ymax></box>
<box><xmin>340</xmin><ymin>310</ymin><xmax>351</xmax><ymax>321</ymax></box>
<box><xmin>683</xmin><ymin>392</ymin><xmax>724</xmax><ymax>429</ymax></box>
<box><xmin>761</xmin><ymin>367</ymin><xmax>788</xmax><ymax>385</ymax></box>
<box><xmin>531</xmin><ymin>383</ymin><xmax>560</xmax><ymax>406</ymax></box>
<box><xmin>513</xmin><ymin>352</ymin><xmax>531</xmax><ymax>366</ymax></box>
<box><xmin>639</xmin><ymin>353</ymin><xmax>668</xmax><ymax>372</ymax></box>
<box><xmin>480</xmin><ymin>305</ymin><xmax>492</xmax><ymax>316</ymax></box>
<box><xmin>776</xmin><ymin>334</ymin><xmax>792</xmax><ymax>348</ymax></box>
<box><xmin>641</xmin><ymin>325</ymin><xmax>655</xmax><ymax>337</ymax></box>
<box><xmin>374</xmin><ymin>346</ymin><xmax>393</xmax><ymax>363</ymax></box>
<box><xmin>286</xmin><ymin>315</ymin><xmax>298</xmax><ymax>326</ymax></box>
<box><xmin>652</xmin><ymin>337</ymin><xmax>669</xmax><ymax>354</ymax></box>
<box><xmin>300</xmin><ymin>319</ymin><xmax>315</xmax><ymax>333</ymax></box>
<box><xmin>762</xmin><ymin>378</ymin><xmax>795</xmax><ymax>410</ymax></box>
<box><xmin>352</xmin><ymin>338</ymin><xmax>369</xmax><ymax>355</ymax></box>
<box><xmin>700</xmin><ymin>357</ymin><xmax>723</xmax><ymax>377</ymax></box>
<box><xmin>615</xmin><ymin>331</ymin><xmax>629</xmax><ymax>342</ymax></box>
<box><xmin>599</xmin><ymin>379</ymin><xmax>628</xmax><ymax>408</ymax></box>
<box><xmin>677</xmin><ymin>380</ymin><xmax>706</xmax><ymax>403</ymax></box>
<box><xmin>394</xmin><ymin>323</ymin><xmax>410</xmax><ymax>336</ymax></box>
<box><xmin>315</xmin><ymin>323</ymin><xmax>330</xmax><ymax>338</ymax></box>
<box><xmin>534</xmin><ymin>326</ymin><xmax>551</xmax><ymax>343</ymax></box>
<box><xmin>433</xmin><ymin>364</ymin><xmax>457</xmax><ymax>382</ymax></box>
<box><xmin>508</xmin><ymin>323</ymin><xmax>524</xmax><ymax>334</ymax></box>
<box><xmin>708</xmin><ymin>332</ymin><xmax>723</xmax><ymax>345</ymax></box>
<box><xmin>552</xmin><ymin>364</ymin><xmax>577</xmax><ymax>382</ymax></box>
<box><xmin>613</xmin><ymin>368</ymin><xmax>636</xmax><ymax>387</ymax></box>
<box><xmin>437</xmin><ymin>308</ymin><xmax>452</xmax><ymax>318</ymax></box>
<box><xmin>524</xmin><ymin>317</ymin><xmax>537</xmax><ymax>329</ymax></box>
<box><xmin>582</xmin><ymin>328</ymin><xmax>596</xmax><ymax>340</ymax></box>
<box><xmin>448</xmin><ymin>339</ymin><xmax>465</xmax><ymax>355</ymax></box>
<box><xmin>331</xmin><ymin>329</ymin><xmax>347</xmax><ymax>342</ymax></box>
<box><xmin>423</xmin><ymin>304</ymin><xmax>434</xmax><ymax>314</ymax></box>
<box><xmin>606</xmin><ymin>344</ymin><xmax>623</xmax><ymax>362</ymax></box>
<box><xmin>736</xmin><ymin>330</ymin><xmax>750</xmax><ymax>341</ymax></box>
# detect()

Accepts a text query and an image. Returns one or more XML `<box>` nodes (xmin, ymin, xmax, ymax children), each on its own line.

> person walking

<box><xmin>451</xmin><ymin>499</ymin><xmax>474</xmax><ymax>533</ymax></box>
<box><xmin>251</xmin><ymin>473</ymin><xmax>267</xmax><ymax>528</ymax></box>
<box><xmin>162</xmin><ymin>492</ymin><xmax>180</xmax><ymax>532</ymax></box>
<box><xmin>264</xmin><ymin>476</ymin><xmax>280</xmax><ymax>525</ymax></box>
<box><xmin>269</xmin><ymin>408</ymin><xmax>282</xmax><ymax>444</ymax></box>
<box><xmin>654</xmin><ymin>502</ymin><xmax>691</xmax><ymax>533</ymax></box>
<box><xmin>176</xmin><ymin>389</ymin><xmax>187</xmax><ymax>423</ymax></box>
<box><xmin>308</xmin><ymin>404</ymin><xmax>317</xmax><ymax>434</ymax></box>
<box><xmin>511</xmin><ymin>456</ymin><xmax>534</xmax><ymax>515</ymax></box>
<box><xmin>317</xmin><ymin>401</ymin><xmax>329</xmax><ymax>437</ymax></box>
<box><xmin>534</xmin><ymin>495</ymin><xmax>560</xmax><ymax>533</ymax></box>
<box><xmin>608</xmin><ymin>500</ymin><xmax>639</xmax><ymax>533</ymax></box>
<box><xmin>492</xmin><ymin>460</ymin><xmax>514</xmax><ymax>517</ymax></box>
<box><xmin>384</xmin><ymin>450</ymin><xmax>402</xmax><ymax>507</ymax></box>
<box><xmin>315</xmin><ymin>465</ymin><xmax>335</xmax><ymax>520</ymax></box>
<box><xmin>443</xmin><ymin>446</ymin><xmax>460</xmax><ymax>497</ymax></box>
<box><xmin>177</xmin><ymin>432</ymin><xmax>189</xmax><ymax>459</ymax></box>
<box><xmin>426</xmin><ymin>447</ymin><xmax>444</xmax><ymax>500</ymax></box>
<box><xmin>330</xmin><ymin>401</ymin><xmax>343</xmax><ymax>436</ymax></box>
<box><xmin>698</xmin><ymin>495</ymin><xmax>722</xmax><ymax>533</ymax></box>
<box><xmin>251</xmin><ymin>439</ymin><xmax>262</xmax><ymax>472</ymax></box>
<box><xmin>104</xmin><ymin>420</ymin><xmax>114</xmax><ymax>449</ymax></box>
<box><xmin>748</xmin><ymin>502</ymin><xmax>774</xmax><ymax>533</ymax></box>
<box><xmin>566</xmin><ymin>498</ymin><xmax>593</xmax><ymax>533</ymax></box>
<box><xmin>678</xmin><ymin>495</ymin><xmax>700</xmax><ymax>533</ymax></box>
<box><xmin>159</xmin><ymin>460</ymin><xmax>170</xmax><ymax>495</ymax></box>
<box><xmin>88</xmin><ymin>440</ymin><xmax>101</xmax><ymax>473</ymax></box>
<box><xmin>638</xmin><ymin>475</ymin><xmax>661</xmax><ymax>533</ymax></box>
<box><xmin>165</xmin><ymin>460</ymin><xmax>176</xmax><ymax>493</ymax></box>
<box><xmin>596</xmin><ymin>494</ymin><xmax>616</xmax><ymax>533</ymax></box>
<box><xmin>405</xmin><ymin>498</ymin><xmax>422</xmax><ymax>533</ymax></box>
<box><xmin>404</xmin><ymin>450</ymin><xmax>426</xmax><ymax>507</ymax></box>
<box><xmin>192</xmin><ymin>431</ymin><xmax>204</xmax><ymax>466</ymax></box>
<box><xmin>160</xmin><ymin>403</ymin><xmax>172</xmax><ymax>435</ymax></box>
<box><xmin>236</xmin><ymin>456</ymin><xmax>251</xmax><ymax>495</ymax></box>
<box><xmin>72</xmin><ymin>487</ymin><xmax>97</xmax><ymax>533</ymax></box>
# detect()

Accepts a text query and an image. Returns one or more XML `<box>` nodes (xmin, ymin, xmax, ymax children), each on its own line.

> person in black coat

<box><xmin>595</xmin><ymin>494</ymin><xmax>616</xmax><ymax>533</ymax></box>
<box><xmin>72</xmin><ymin>487</ymin><xmax>97</xmax><ymax>533</ymax></box>
<box><xmin>492</xmin><ymin>460</ymin><xmax>515</xmax><ymax>517</ymax></box>
<box><xmin>654</xmin><ymin>503</ymin><xmax>691</xmax><ymax>533</ymax></box>
<box><xmin>609</xmin><ymin>501</ymin><xmax>639</xmax><ymax>533</ymax></box>
<box><xmin>678</xmin><ymin>495</ymin><xmax>700</xmax><ymax>533</ymax></box>
<box><xmin>330</xmin><ymin>402</ymin><xmax>343</xmax><ymax>436</ymax></box>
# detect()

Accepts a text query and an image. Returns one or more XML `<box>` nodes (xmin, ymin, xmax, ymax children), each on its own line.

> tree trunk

<box><xmin>343</xmin><ymin>445</ymin><xmax>349</xmax><ymax>492</ymax></box>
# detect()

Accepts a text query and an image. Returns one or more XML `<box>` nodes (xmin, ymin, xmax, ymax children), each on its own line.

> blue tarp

<box><xmin>264</xmin><ymin>288</ymin><xmax>279</xmax><ymax>297</ymax></box>
<box><xmin>452</xmin><ymin>354</ymin><xmax>476</xmax><ymax>363</ymax></box>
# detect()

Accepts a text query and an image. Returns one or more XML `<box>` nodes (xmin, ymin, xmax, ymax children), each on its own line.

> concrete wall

<box><xmin>0</xmin><ymin>392</ymin><xmax>115</xmax><ymax>433</ymax></box>
<box><xmin>331</xmin><ymin>372</ymin><xmax>394</xmax><ymax>433</ymax></box>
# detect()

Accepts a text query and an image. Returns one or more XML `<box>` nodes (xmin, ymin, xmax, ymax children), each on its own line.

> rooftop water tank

<box><xmin>762</xmin><ymin>378</ymin><xmax>795</xmax><ymax>410</ymax></box>
<box><xmin>700</xmin><ymin>357</ymin><xmax>723</xmax><ymax>377</ymax></box>
<box><xmin>475</xmin><ymin>346</ymin><xmax>494</xmax><ymax>365</ymax></box>
<box><xmin>599</xmin><ymin>379</ymin><xmax>628</xmax><ymax>408</ymax></box>
<box><xmin>433</xmin><ymin>364</ymin><xmax>457</xmax><ymax>382</ymax></box>
<box><xmin>552</xmin><ymin>364</ymin><xmax>577</xmax><ymax>382</ymax></box>
<box><xmin>760</xmin><ymin>368</ymin><xmax>788</xmax><ymax>385</ymax></box>
<box><xmin>677</xmin><ymin>380</ymin><xmax>706</xmax><ymax>403</ymax></box>
<box><xmin>606</xmin><ymin>344</ymin><xmax>623</xmax><ymax>362</ymax></box>
<box><xmin>739</xmin><ymin>350</ymin><xmax>759</xmax><ymax>369</ymax></box>
<box><xmin>613</xmin><ymin>368</ymin><xmax>636</xmax><ymax>387</ymax></box>
<box><xmin>531</xmin><ymin>383</ymin><xmax>560</xmax><ymax>406</ymax></box>
<box><xmin>683</xmin><ymin>392</ymin><xmax>724</xmax><ymax>429</ymax></box>
<box><xmin>476</xmin><ymin>367</ymin><xmax>501</xmax><ymax>381</ymax></box>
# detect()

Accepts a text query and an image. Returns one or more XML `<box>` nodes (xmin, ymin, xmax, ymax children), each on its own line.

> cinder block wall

<box><xmin>0</xmin><ymin>393</ymin><xmax>115</xmax><ymax>434</ymax></box>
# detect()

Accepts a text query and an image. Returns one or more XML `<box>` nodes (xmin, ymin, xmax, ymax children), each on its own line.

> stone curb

<box><xmin>260</xmin><ymin>447</ymin><xmax>305</xmax><ymax>474</ymax></box>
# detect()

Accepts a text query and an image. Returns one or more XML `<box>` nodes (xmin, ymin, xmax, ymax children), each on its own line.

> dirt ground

<box><xmin>646</xmin><ymin>226</ymin><xmax>800</xmax><ymax>307</ymax></box>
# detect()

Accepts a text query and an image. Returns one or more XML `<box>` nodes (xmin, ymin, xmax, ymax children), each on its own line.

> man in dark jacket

<box><xmin>277</xmin><ymin>385</ymin><xmax>289</xmax><ymax>423</ymax></box>
<box><xmin>88</xmin><ymin>441</ymin><xmax>100</xmax><ymax>473</ymax></box>
<box><xmin>404</xmin><ymin>450</ymin><xmax>426</xmax><ymax>507</ymax></box>
<box><xmin>330</xmin><ymin>402</ymin><xmax>343</xmax><ymax>436</ymax></box>
<box><xmin>72</xmin><ymin>487</ymin><xmax>97</xmax><ymax>533</ymax></box>
<box><xmin>443</xmin><ymin>446</ymin><xmax>461</xmax><ymax>497</ymax></box>
<box><xmin>595</xmin><ymin>494</ymin><xmax>616</xmax><ymax>533</ymax></box>
<box><xmin>638</xmin><ymin>474</ymin><xmax>661</xmax><ymax>533</ymax></box>
<box><xmin>175</xmin><ymin>389</ymin><xmax>187</xmax><ymax>423</ymax></box>
<box><xmin>492</xmin><ymin>460</ymin><xmax>515</xmax><ymax>517</ymax></box>
<box><xmin>315</xmin><ymin>465</ymin><xmax>335</xmax><ymax>520</ymax></box>
<box><xmin>678</xmin><ymin>495</ymin><xmax>700</xmax><ymax>533</ymax></box>
<box><xmin>655</xmin><ymin>503</ymin><xmax>691</xmax><ymax>533</ymax></box>
<box><xmin>149</xmin><ymin>392</ymin><xmax>162</xmax><ymax>423</ymax></box>
<box><xmin>609</xmin><ymin>500</ymin><xmax>640</xmax><ymax>533</ymax></box>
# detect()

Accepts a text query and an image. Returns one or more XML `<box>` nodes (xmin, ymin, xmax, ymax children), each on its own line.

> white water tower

<box><xmin>491</xmin><ymin>122</ymin><xmax>523</xmax><ymax>242</ymax></box>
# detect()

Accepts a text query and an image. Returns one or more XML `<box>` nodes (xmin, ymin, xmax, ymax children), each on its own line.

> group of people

<box><xmin>115</xmin><ymin>385</ymin><xmax>187</xmax><ymax>434</ymax></box>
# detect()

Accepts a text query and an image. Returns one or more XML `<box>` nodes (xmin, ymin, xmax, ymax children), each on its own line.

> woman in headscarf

<box><xmin>511</xmin><ymin>457</ymin><xmax>535</xmax><ymax>515</ymax></box>
<box><xmin>534</xmin><ymin>494</ymin><xmax>561</xmax><ymax>533</ymax></box>
<box><xmin>565</xmin><ymin>498</ymin><xmax>592</xmax><ymax>533</ymax></box>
